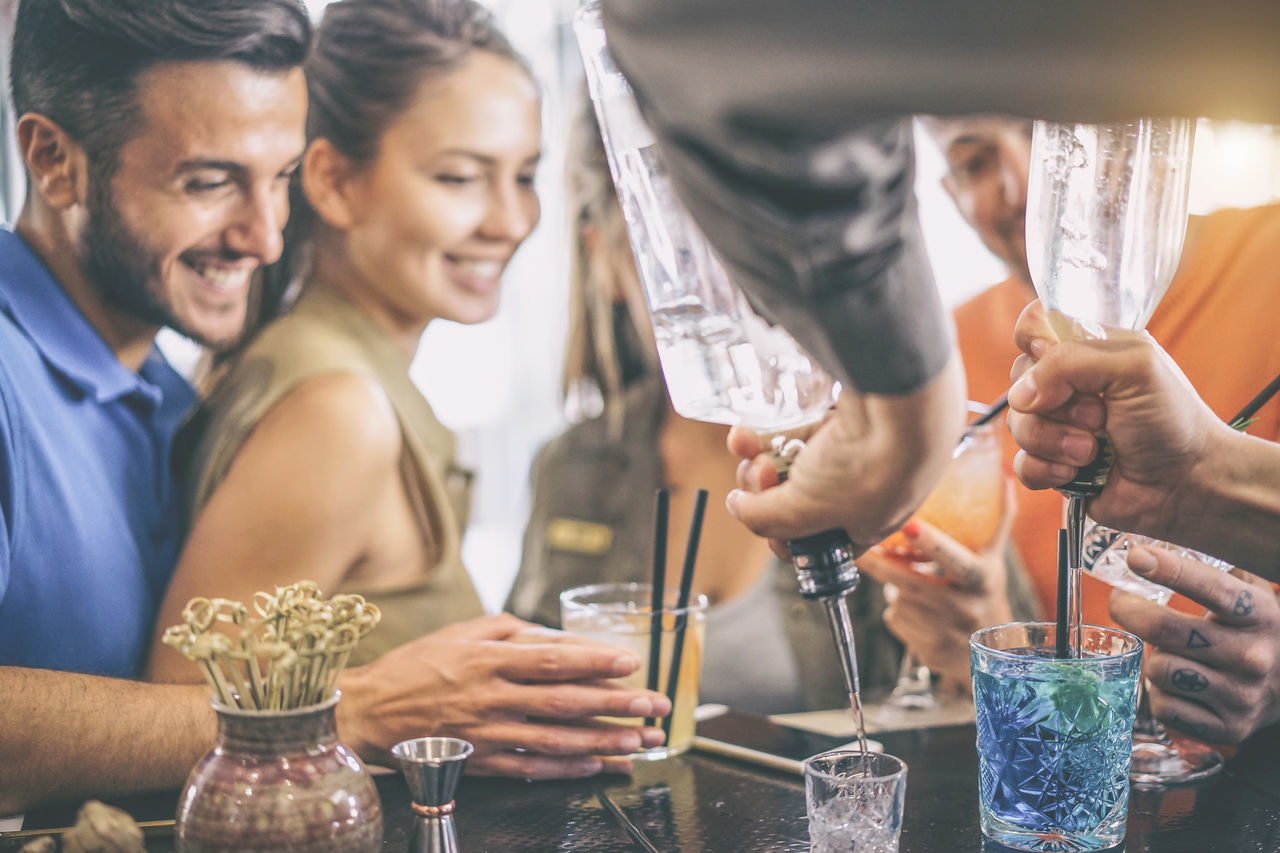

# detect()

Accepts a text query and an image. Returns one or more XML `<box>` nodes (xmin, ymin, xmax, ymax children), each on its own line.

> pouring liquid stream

<box><xmin>771</xmin><ymin>437</ymin><xmax>871</xmax><ymax>773</ymax></box>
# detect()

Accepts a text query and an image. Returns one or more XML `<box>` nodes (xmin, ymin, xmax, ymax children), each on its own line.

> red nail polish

<box><xmin>903</xmin><ymin>519</ymin><xmax>921</xmax><ymax>539</ymax></box>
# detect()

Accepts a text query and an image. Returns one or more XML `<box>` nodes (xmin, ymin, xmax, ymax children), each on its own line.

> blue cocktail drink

<box><xmin>971</xmin><ymin>623</ymin><xmax>1142</xmax><ymax>852</ymax></box>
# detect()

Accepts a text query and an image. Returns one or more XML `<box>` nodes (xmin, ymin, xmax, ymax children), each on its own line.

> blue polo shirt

<box><xmin>0</xmin><ymin>229</ymin><xmax>195</xmax><ymax>677</ymax></box>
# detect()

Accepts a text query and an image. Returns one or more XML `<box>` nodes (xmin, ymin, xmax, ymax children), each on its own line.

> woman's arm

<box><xmin>146</xmin><ymin>371</ymin><xmax>401</xmax><ymax>682</ymax></box>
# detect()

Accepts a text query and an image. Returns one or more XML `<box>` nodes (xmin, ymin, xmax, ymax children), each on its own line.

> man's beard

<box><xmin>81</xmin><ymin>172</ymin><xmax>179</xmax><ymax>332</ymax></box>
<box><xmin>80</xmin><ymin>172</ymin><xmax>245</xmax><ymax>349</ymax></box>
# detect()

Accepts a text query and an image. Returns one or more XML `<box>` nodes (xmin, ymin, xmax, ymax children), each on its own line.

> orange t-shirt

<box><xmin>953</xmin><ymin>204</ymin><xmax>1280</xmax><ymax>625</ymax></box>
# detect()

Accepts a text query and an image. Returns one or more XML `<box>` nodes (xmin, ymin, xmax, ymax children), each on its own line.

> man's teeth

<box><xmin>195</xmin><ymin>265</ymin><xmax>250</xmax><ymax>291</ymax></box>
<box><xmin>452</xmin><ymin>259</ymin><xmax>503</xmax><ymax>279</ymax></box>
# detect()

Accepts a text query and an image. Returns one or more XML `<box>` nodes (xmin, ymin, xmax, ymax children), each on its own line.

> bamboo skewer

<box><xmin>163</xmin><ymin>582</ymin><xmax>380</xmax><ymax>711</ymax></box>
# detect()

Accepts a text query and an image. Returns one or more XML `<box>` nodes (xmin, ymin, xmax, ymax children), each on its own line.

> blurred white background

<box><xmin>2</xmin><ymin>0</ymin><xmax>1279</xmax><ymax>612</ymax></box>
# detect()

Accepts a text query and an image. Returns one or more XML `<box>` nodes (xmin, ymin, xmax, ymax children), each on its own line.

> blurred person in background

<box><xmin>507</xmin><ymin>99</ymin><xmax>903</xmax><ymax>714</ymax></box>
<box><xmin>922</xmin><ymin>114</ymin><xmax>1280</xmax><ymax>741</ymax></box>
<box><xmin>146</xmin><ymin>0</ymin><xmax>669</xmax><ymax>781</ymax></box>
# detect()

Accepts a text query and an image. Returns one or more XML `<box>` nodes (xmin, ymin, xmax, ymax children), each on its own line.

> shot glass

<box><xmin>804</xmin><ymin>751</ymin><xmax>908</xmax><ymax>853</ymax></box>
<box><xmin>971</xmin><ymin>622</ymin><xmax>1143</xmax><ymax>852</ymax></box>
<box><xmin>560</xmin><ymin>581</ymin><xmax>708</xmax><ymax>759</ymax></box>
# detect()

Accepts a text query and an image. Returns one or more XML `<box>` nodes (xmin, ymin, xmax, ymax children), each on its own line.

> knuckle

<box><xmin>532</xmin><ymin>649</ymin><xmax>567</xmax><ymax>680</ymax></box>
<box><xmin>538</xmin><ymin>689</ymin><xmax>577</xmax><ymax>719</ymax></box>
<box><xmin>1238</xmin><ymin>644</ymin><xmax>1273</xmax><ymax>681</ymax></box>
<box><xmin>1223</xmin><ymin>719</ymin><xmax>1250</xmax><ymax>745</ymax></box>
<box><xmin>531</xmin><ymin>730</ymin><xmax>564</xmax><ymax>755</ymax></box>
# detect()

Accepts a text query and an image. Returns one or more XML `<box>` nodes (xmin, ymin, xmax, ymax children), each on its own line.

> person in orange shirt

<box><xmin>930</xmin><ymin>116</ymin><xmax>1280</xmax><ymax>623</ymax></box>
<box><xmin>864</xmin><ymin>114</ymin><xmax>1280</xmax><ymax>742</ymax></box>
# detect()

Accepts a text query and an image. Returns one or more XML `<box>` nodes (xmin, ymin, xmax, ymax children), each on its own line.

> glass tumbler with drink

<box><xmin>560</xmin><ymin>581</ymin><xmax>708</xmax><ymax>760</ymax></box>
<box><xmin>805</xmin><ymin>750</ymin><xmax>907</xmax><ymax>853</ymax></box>
<box><xmin>971</xmin><ymin>622</ymin><xmax>1142</xmax><ymax>852</ymax></box>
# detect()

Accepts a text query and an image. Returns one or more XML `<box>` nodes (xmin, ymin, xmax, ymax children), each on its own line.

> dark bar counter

<box><xmin>6</xmin><ymin>713</ymin><xmax>1280</xmax><ymax>851</ymax></box>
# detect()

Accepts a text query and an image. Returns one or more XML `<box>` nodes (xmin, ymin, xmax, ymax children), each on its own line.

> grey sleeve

<box><xmin>600</xmin><ymin>0</ymin><xmax>1280</xmax><ymax>392</ymax></box>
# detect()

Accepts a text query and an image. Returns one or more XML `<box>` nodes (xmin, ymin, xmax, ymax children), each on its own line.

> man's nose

<box><xmin>225</xmin><ymin>185</ymin><xmax>286</xmax><ymax>264</ymax></box>
<box><xmin>1001</xmin><ymin>153</ymin><xmax>1030</xmax><ymax>211</ymax></box>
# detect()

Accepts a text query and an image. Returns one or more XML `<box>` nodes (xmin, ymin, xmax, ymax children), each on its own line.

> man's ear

<box><xmin>300</xmin><ymin>137</ymin><xmax>360</xmax><ymax>231</ymax></box>
<box><xmin>16</xmin><ymin>112</ymin><xmax>88</xmax><ymax>210</ymax></box>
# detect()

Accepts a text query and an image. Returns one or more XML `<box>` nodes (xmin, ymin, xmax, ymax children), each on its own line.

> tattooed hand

<box><xmin>1109</xmin><ymin>545</ymin><xmax>1280</xmax><ymax>744</ymax></box>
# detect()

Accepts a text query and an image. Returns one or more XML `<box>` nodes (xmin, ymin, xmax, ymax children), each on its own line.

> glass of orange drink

<box><xmin>879</xmin><ymin>416</ymin><xmax>1005</xmax><ymax>562</ymax></box>
<box><xmin>877</xmin><ymin>413</ymin><xmax>1007</xmax><ymax>708</ymax></box>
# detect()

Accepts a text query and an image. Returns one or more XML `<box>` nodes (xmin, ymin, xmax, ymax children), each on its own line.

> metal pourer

<box><xmin>789</xmin><ymin>528</ymin><xmax>863</xmax><ymax>705</ymax></box>
<box><xmin>391</xmin><ymin>736</ymin><xmax>474</xmax><ymax>853</ymax></box>
<box><xmin>769</xmin><ymin>437</ymin><xmax>863</xmax><ymax>704</ymax></box>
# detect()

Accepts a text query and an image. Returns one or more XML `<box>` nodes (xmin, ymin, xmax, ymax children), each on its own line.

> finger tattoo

<box><xmin>1170</xmin><ymin>668</ymin><xmax>1209</xmax><ymax>693</ymax></box>
<box><xmin>1233</xmin><ymin>590</ymin><xmax>1255</xmax><ymax>618</ymax></box>
<box><xmin>1187</xmin><ymin>629</ymin><xmax>1211</xmax><ymax>649</ymax></box>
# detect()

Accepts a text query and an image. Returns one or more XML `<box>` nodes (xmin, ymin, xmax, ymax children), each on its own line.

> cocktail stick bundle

<box><xmin>163</xmin><ymin>581</ymin><xmax>380</xmax><ymax>711</ymax></box>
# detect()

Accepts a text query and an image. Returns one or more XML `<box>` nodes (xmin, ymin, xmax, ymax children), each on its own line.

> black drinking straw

<box><xmin>645</xmin><ymin>489</ymin><xmax>670</xmax><ymax>728</ymax></box>
<box><xmin>662</xmin><ymin>489</ymin><xmax>708</xmax><ymax>743</ymax></box>
<box><xmin>969</xmin><ymin>392</ymin><xmax>1010</xmax><ymax>430</ymax></box>
<box><xmin>1055</xmin><ymin>528</ymin><xmax>1070</xmax><ymax>659</ymax></box>
<box><xmin>1229</xmin><ymin>369</ymin><xmax>1280</xmax><ymax>429</ymax></box>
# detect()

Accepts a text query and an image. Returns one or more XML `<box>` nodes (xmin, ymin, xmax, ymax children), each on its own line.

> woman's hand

<box><xmin>857</xmin><ymin>486</ymin><xmax>1016</xmax><ymax>693</ymax></box>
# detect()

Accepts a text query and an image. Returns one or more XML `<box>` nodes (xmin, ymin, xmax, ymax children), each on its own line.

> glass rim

<box><xmin>802</xmin><ymin>749</ymin><xmax>907</xmax><ymax>782</ymax></box>
<box><xmin>969</xmin><ymin>620</ymin><xmax>1142</xmax><ymax>663</ymax></box>
<box><xmin>559</xmin><ymin>580</ymin><xmax>709</xmax><ymax>616</ymax></box>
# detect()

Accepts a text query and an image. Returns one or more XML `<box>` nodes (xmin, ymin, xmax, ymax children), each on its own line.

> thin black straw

<box><xmin>1229</xmin><ymin>369</ymin><xmax>1280</xmax><ymax>428</ymax></box>
<box><xmin>969</xmin><ymin>393</ymin><xmax>1010</xmax><ymax>430</ymax></box>
<box><xmin>1055</xmin><ymin>528</ymin><xmax>1069</xmax><ymax>659</ymax></box>
<box><xmin>662</xmin><ymin>489</ymin><xmax>708</xmax><ymax>744</ymax></box>
<box><xmin>645</xmin><ymin>489</ymin><xmax>669</xmax><ymax>728</ymax></box>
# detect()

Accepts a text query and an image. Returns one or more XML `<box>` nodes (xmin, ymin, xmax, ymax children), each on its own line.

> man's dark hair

<box><xmin>10</xmin><ymin>0</ymin><xmax>311</xmax><ymax>176</ymax></box>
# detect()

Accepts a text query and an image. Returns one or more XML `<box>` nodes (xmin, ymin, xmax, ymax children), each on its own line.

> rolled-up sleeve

<box><xmin>600</xmin><ymin>1</ymin><xmax>951</xmax><ymax>394</ymax></box>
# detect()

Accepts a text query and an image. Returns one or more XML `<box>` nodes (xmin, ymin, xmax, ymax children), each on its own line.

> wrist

<box><xmin>1180</xmin><ymin>427</ymin><xmax>1280</xmax><ymax>576</ymax></box>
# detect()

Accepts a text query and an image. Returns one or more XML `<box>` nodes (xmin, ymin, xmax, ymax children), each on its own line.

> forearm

<box><xmin>1174</xmin><ymin>430</ymin><xmax>1280</xmax><ymax>581</ymax></box>
<box><xmin>861</xmin><ymin>352</ymin><xmax>969</xmax><ymax>524</ymax></box>
<box><xmin>0</xmin><ymin>668</ymin><xmax>214</xmax><ymax>813</ymax></box>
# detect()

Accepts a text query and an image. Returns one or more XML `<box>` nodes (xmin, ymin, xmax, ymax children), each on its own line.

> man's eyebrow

<box><xmin>173</xmin><ymin>159</ymin><xmax>246</xmax><ymax>174</ymax></box>
<box><xmin>172</xmin><ymin>156</ymin><xmax>303</xmax><ymax>177</ymax></box>
<box><xmin>947</xmin><ymin>134</ymin><xmax>988</xmax><ymax>150</ymax></box>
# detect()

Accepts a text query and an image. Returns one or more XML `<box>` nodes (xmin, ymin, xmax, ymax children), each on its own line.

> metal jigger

<box><xmin>391</xmin><ymin>737</ymin><xmax>474</xmax><ymax>853</ymax></box>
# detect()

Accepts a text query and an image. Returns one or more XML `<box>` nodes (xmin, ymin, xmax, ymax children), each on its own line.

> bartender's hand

<box><xmin>1006</xmin><ymin>299</ymin><xmax>1231</xmax><ymax>543</ymax></box>
<box><xmin>726</xmin><ymin>351</ymin><xmax>967</xmax><ymax>553</ymax></box>
<box><xmin>856</xmin><ymin>484</ymin><xmax>1016</xmax><ymax>692</ymax></box>
<box><xmin>337</xmin><ymin>613</ymin><xmax>670</xmax><ymax>779</ymax></box>
<box><xmin>1110</xmin><ymin>546</ymin><xmax>1280</xmax><ymax>744</ymax></box>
